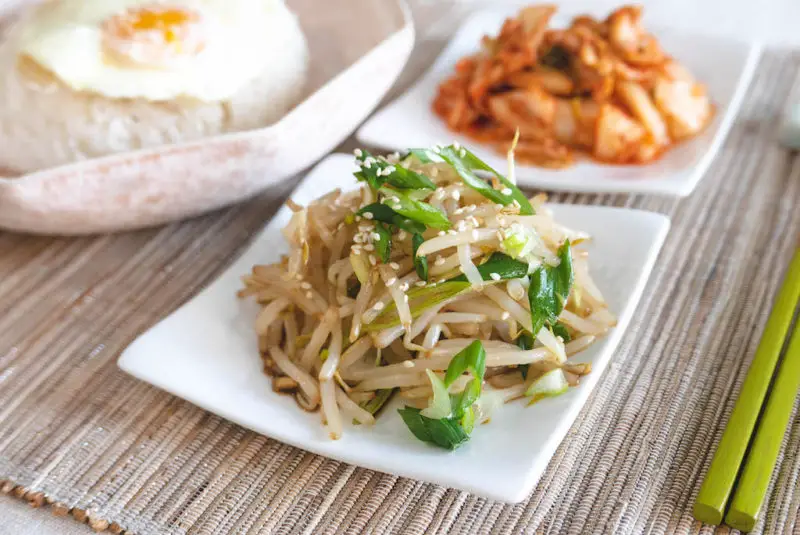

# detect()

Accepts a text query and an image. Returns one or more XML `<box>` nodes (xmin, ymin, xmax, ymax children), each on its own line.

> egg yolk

<box><xmin>102</xmin><ymin>5</ymin><xmax>205</xmax><ymax>68</ymax></box>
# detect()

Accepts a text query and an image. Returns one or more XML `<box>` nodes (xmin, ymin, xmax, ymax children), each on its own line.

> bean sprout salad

<box><xmin>239</xmin><ymin>143</ymin><xmax>615</xmax><ymax>449</ymax></box>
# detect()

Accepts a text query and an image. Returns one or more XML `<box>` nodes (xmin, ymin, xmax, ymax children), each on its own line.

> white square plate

<box><xmin>356</xmin><ymin>9</ymin><xmax>761</xmax><ymax>197</ymax></box>
<box><xmin>118</xmin><ymin>154</ymin><xmax>670</xmax><ymax>502</ymax></box>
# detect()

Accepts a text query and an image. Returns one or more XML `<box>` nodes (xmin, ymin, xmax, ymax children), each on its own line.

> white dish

<box><xmin>118</xmin><ymin>154</ymin><xmax>670</xmax><ymax>503</ymax></box>
<box><xmin>0</xmin><ymin>0</ymin><xmax>413</xmax><ymax>235</ymax></box>
<box><xmin>357</xmin><ymin>9</ymin><xmax>761</xmax><ymax>197</ymax></box>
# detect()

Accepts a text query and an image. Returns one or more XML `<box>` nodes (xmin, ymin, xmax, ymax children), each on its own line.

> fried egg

<box><xmin>16</xmin><ymin>0</ymin><xmax>303</xmax><ymax>102</ymax></box>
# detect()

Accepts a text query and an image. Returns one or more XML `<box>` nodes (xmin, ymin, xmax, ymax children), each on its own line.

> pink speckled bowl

<box><xmin>0</xmin><ymin>0</ymin><xmax>414</xmax><ymax>234</ymax></box>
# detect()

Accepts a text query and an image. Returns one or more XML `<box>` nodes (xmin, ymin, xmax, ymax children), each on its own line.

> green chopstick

<box><xmin>694</xmin><ymin>248</ymin><xmax>800</xmax><ymax>526</ymax></box>
<box><xmin>726</xmin><ymin>319</ymin><xmax>800</xmax><ymax>531</ymax></box>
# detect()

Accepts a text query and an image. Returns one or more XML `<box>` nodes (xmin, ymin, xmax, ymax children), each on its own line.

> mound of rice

<box><xmin>0</xmin><ymin>5</ymin><xmax>309</xmax><ymax>173</ymax></box>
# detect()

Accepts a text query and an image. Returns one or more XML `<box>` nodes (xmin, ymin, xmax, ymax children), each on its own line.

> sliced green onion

<box><xmin>525</xmin><ymin>369</ymin><xmax>569</xmax><ymax>402</ymax></box>
<box><xmin>374</xmin><ymin>223</ymin><xmax>392</xmax><ymax>263</ymax></box>
<box><xmin>357</xmin><ymin>203</ymin><xmax>426</xmax><ymax>235</ymax></box>
<box><xmin>379</xmin><ymin>187</ymin><xmax>451</xmax><ymax>230</ymax></box>
<box><xmin>412</xmin><ymin>233</ymin><xmax>429</xmax><ymax>281</ymax></box>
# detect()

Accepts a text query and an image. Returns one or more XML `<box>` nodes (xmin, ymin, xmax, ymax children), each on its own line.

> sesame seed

<box><xmin>390</xmin><ymin>196</ymin><xmax>400</xmax><ymax>203</ymax></box>
<box><xmin>402</xmin><ymin>360</ymin><xmax>414</xmax><ymax>368</ymax></box>
<box><xmin>433</xmin><ymin>146</ymin><xmax>441</xmax><ymax>154</ymax></box>
<box><xmin>363</xmin><ymin>160</ymin><xmax>371</xmax><ymax>169</ymax></box>
<box><xmin>372</xmin><ymin>232</ymin><xmax>381</xmax><ymax>240</ymax></box>
<box><xmin>415</xmin><ymin>281</ymin><xmax>427</xmax><ymax>287</ymax></box>
<box><xmin>389</xmin><ymin>262</ymin><xmax>400</xmax><ymax>270</ymax></box>
<box><xmin>353</xmin><ymin>235</ymin><xmax>363</xmax><ymax>244</ymax></box>
<box><xmin>372</xmin><ymin>301</ymin><xmax>385</xmax><ymax>311</ymax></box>
<box><xmin>434</xmin><ymin>256</ymin><xmax>446</xmax><ymax>266</ymax></box>
<box><xmin>458</xmin><ymin>148</ymin><xmax>466</xmax><ymax>157</ymax></box>
<box><xmin>453</xmin><ymin>141</ymin><xmax>461</xmax><ymax>150</ymax></box>
<box><xmin>454</xmin><ymin>208</ymin><xmax>464</xmax><ymax>215</ymax></box>
<box><xmin>354</xmin><ymin>148</ymin><xmax>363</xmax><ymax>157</ymax></box>
<box><xmin>392</xmin><ymin>204</ymin><xmax>402</xmax><ymax>210</ymax></box>
<box><xmin>385</xmin><ymin>166</ymin><xmax>396</xmax><ymax>174</ymax></box>
<box><xmin>438</xmin><ymin>231</ymin><xmax>446</xmax><ymax>236</ymax></box>
<box><xmin>495</xmin><ymin>203</ymin><xmax>504</xmax><ymax>209</ymax></box>
<box><xmin>364</xmin><ymin>243</ymin><xmax>375</xmax><ymax>252</ymax></box>
<box><xmin>512</xmin><ymin>200</ymin><xmax>521</xmax><ymax>208</ymax></box>
<box><xmin>300</xmin><ymin>282</ymin><xmax>312</xmax><ymax>290</ymax></box>
<box><xmin>355</xmin><ymin>215</ymin><xmax>362</xmax><ymax>222</ymax></box>
<box><xmin>399</xmin><ymin>283</ymin><xmax>409</xmax><ymax>291</ymax></box>
<box><xmin>501</xmin><ymin>188</ymin><xmax>513</xmax><ymax>195</ymax></box>
<box><xmin>489</xmin><ymin>273</ymin><xmax>501</xmax><ymax>281</ymax></box>
<box><xmin>448</xmin><ymin>230</ymin><xmax>458</xmax><ymax>235</ymax></box>
<box><xmin>397</xmin><ymin>230</ymin><xmax>407</xmax><ymax>240</ymax></box>
<box><xmin>351</xmin><ymin>245</ymin><xmax>362</xmax><ymax>253</ymax></box>
<box><xmin>386</xmin><ymin>277</ymin><xmax>397</xmax><ymax>286</ymax></box>
<box><xmin>305</xmin><ymin>291</ymin><xmax>313</xmax><ymax>299</ymax></box>
<box><xmin>431</xmin><ymin>167</ymin><xmax>439</xmax><ymax>177</ymax></box>
<box><xmin>363</xmin><ymin>212</ymin><xmax>374</xmax><ymax>220</ymax></box>
<box><xmin>369</xmin><ymin>255</ymin><xmax>377</xmax><ymax>266</ymax></box>
<box><xmin>451</xmin><ymin>190</ymin><xmax>461</xmax><ymax>201</ymax></box>
<box><xmin>501</xmin><ymin>311</ymin><xmax>510</xmax><ymax>320</ymax></box>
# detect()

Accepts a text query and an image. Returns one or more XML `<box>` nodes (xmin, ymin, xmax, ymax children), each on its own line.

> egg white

<box><xmin>16</xmin><ymin>0</ymin><xmax>300</xmax><ymax>102</ymax></box>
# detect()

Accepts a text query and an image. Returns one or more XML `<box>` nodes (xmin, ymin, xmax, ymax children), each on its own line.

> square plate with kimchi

<box><xmin>357</xmin><ymin>8</ymin><xmax>760</xmax><ymax>197</ymax></box>
<box><xmin>118</xmin><ymin>154</ymin><xmax>669</xmax><ymax>503</ymax></box>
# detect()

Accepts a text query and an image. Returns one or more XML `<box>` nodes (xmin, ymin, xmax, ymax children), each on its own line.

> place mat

<box><xmin>1</xmin><ymin>49</ymin><xmax>800</xmax><ymax>535</ymax></box>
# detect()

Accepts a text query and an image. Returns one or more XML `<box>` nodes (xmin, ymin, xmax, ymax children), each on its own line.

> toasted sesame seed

<box><xmin>363</xmin><ymin>160</ymin><xmax>371</xmax><ymax>169</ymax></box>
<box><xmin>392</xmin><ymin>204</ymin><xmax>402</xmax><ymax>210</ymax></box>
<box><xmin>415</xmin><ymin>281</ymin><xmax>427</xmax><ymax>287</ymax></box>
<box><xmin>353</xmin><ymin>235</ymin><xmax>363</xmax><ymax>244</ymax></box>
<box><xmin>385</xmin><ymin>166</ymin><xmax>396</xmax><ymax>174</ymax></box>
<box><xmin>386</xmin><ymin>277</ymin><xmax>397</xmax><ymax>286</ymax></box>
<box><xmin>397</xmin><ymin>230</ymin><xmax>407</xmax><ymax>240</ymax></box>
<box><xmin>454</xmin><ymin>208</ymin><xmax>464</xmax><ymax>215</ymax></box>
<box><xmin>372</xmin><ymin>301</ymin><xmax>385</xmax><ymax>311</ymax></box>
<box><xmin>300</xmin><ymin>282</ymin><xmax>312</xmax><ymax>290</ymax></box>
<box><xmin>354</xmin><ymin>148</ymin><xmax>363</xmax><ymax>157</ymax></box>
<box><xmin>389</xmin><ymin>262</ymin><xmax>400</xmax><ymax>270</ymax></box>
<box><xmin>434</xmin><ymin>256</ymin><xmax>446</xmax><ymax>266</ymax></box>
<box><xmin>305</xmin><ymin>292</ymin><xmax>313</xmax><ymax>299</ymax></box>
<box><xmin>501</xmin><ymin>311</ymin><xmax>510</xmax><ymax>320</ymax></box>
<box><xmin>364</xmin><ymin>243</ymin><xmax>375</xmax><ymax>252</ymax></box>
<box><xmin>351</xmin><ymin>245</ymin><xmax>362</xmax><ymax>253</ymax></box>
<box><xmin>363</xmin><ymin>212</ymin><xmax>374</xmax><ymax>220</ymax></box>
<box><xmin>399</xmin><ymin>283</ymin><xmax>409</xmax><ymax>291</ymax></box>
<box><xmin>512</xmin><ymin>200</ymin><xmax>521</xmax><ymax>208</ymax></box>
<box><xmin>372</xmin><ymin>232</ymin><xmax>381</xmax><ymax>240</ymax></box>
<box><xmin>369</xmin><ymin>255</ymin><xmax>377</xmax><ymax>265</ymax></box>
<box><xmin>402</xmin><ymin>360</ymin><xmax>414</xmax><ymax>368</ymax></box>
<box><xmin>354</xmin><ymin>215</ymin><xmax>362</xmax><ymax>222</ymax></box>
<box><xmin>489</xmin><ymin>273</ymin><xmax>501</xmax><ymax>281</ymax></box>
<box><xmin>390</xmin><ymin>196</ymin><xmax>400</xmax><ymax>203</ymax></box>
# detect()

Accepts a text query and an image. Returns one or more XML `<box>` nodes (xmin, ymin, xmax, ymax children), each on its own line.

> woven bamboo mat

<box><xmin>1</xmin><ymin>48</ymin><xmax>800</xmax><ymax>534</ymax></box>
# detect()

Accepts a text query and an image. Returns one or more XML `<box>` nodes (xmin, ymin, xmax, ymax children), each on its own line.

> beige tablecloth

<box><xmin>2</xmin><ymin>3</ymin><xmax>800</xmax><ymax>535</ymax></box>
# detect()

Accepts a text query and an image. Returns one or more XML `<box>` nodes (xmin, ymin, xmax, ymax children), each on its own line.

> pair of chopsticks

<box><xmin>694</xmin><ymin>248</ymin><xmax>800</xmax><ymax>531</ymax></box>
